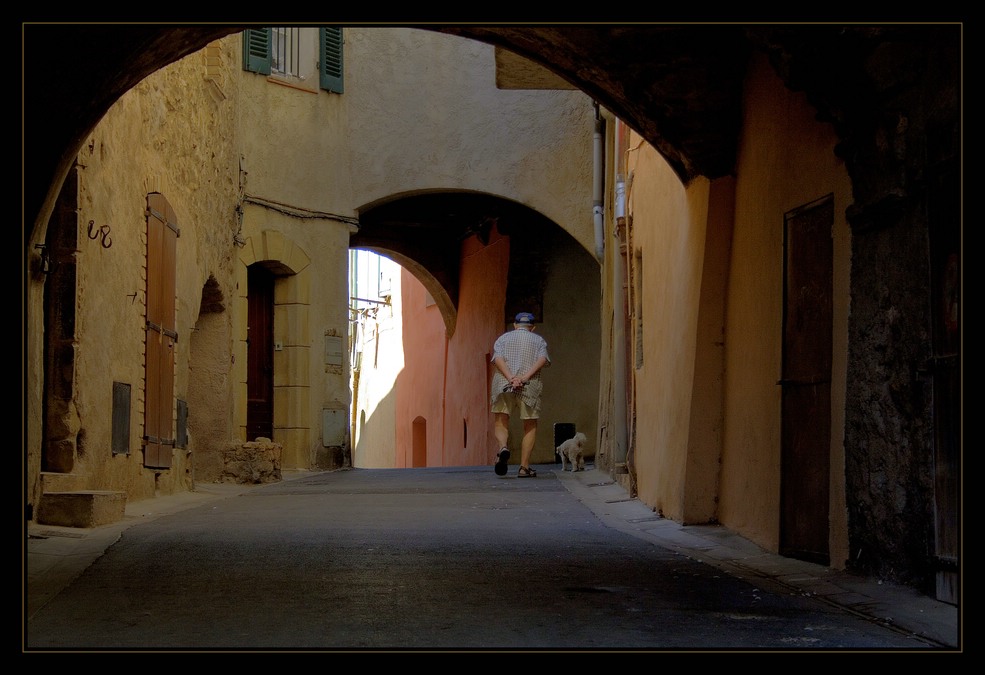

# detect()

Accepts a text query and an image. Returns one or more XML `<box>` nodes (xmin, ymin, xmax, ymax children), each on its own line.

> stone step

<box><xmin>36</xmin><ymin>491</ymin><xmax>127</xmax><ymax>528</ymax></box>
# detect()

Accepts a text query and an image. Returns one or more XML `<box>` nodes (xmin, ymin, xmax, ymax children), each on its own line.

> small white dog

<box><xmin>556</xmin><ymin>432</ymin><xmax>587</xmax><ymax>472</ymax></box>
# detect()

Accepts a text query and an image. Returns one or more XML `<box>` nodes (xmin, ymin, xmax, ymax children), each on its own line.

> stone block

<box><xmin>36</xmin><ymin>490</ymin><xmax>127</xmax><ymax>528</ymax></box>
<box><xmin>222</xmin><ymin>438</ymin><xmax>283</xmax><ymax>484</ymax></box>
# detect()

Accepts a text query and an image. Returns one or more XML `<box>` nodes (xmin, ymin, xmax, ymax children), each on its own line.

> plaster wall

<box><xmin>351</xmin><ymin>285</ymin><xmax>402</xmax><ymax>469</ymax></box>
<box><xmin>717</xmin><ymin>54</ymin><xmax>851</xmax><ymax>562</ymax></box>
<box><xmin>394</xmin><ymin>230</ymin><xmax>508</xmax><ymax>469</ymax></box>
<box><xmin>394</xmin><ymin>269</ymin><xmax>447</xmax><ymax>468</ymax></box>
<box><xmin>187</xmin><ymin>306</ymin><xmax>234</xmax><ymax>483</ymax></box>
<box><xmin>344</xmin><ymin>28</ymin><xmax>597</xmax><ymax>258</ymax></box>
<box><xmin>349</xmin><ymin>250</ymin><xmax>404</xmax><ymax>469</ymax></box>
<box><xmin>349</xmin><ymin>251</ymin><xmax>403</xmax><ymax>469</ymax></box>
<box><xmin>612</xmin><ymin>53</ymin><xmax>851</xmax><ymax>565</ymax></box>
<box><xmin>533</xmin><ymin>230</ymin><xmax>602</xmax><ymax>463</ymax></box>
<box><xmin>681</xmin><ymin>176</ymin><xmax>734</xmax><ymax>523</ymax></box>
<box><xmin>436</xmin><ymin>232</ymin><xmax>511</xmax><ymax>467</ymax></box>
<box><xmin>623</xmin><ymin>138</ymin><xmax>710</xmax><ymax>521</ymax></box>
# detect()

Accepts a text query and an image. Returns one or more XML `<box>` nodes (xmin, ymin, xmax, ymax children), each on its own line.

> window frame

<box><xmin>242</xmin><ymin>27</ymin><xmax>343</xmax><ymax>94</ymax></box>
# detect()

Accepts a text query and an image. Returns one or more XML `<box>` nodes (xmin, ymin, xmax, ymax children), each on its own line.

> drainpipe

<box><xmin>612</xmin><ymin>119</ymin><xmax>629</xmax><ymax>471</ymax></box>
<box><xmin>593</xmin><ymin>103</ymin><xmax>605</xmax><ymax>261</ymax></box>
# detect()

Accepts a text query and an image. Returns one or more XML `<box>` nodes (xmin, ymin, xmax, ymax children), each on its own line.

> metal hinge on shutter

<box><xmin>145</xmin><ymin>206</ymin><xmax>181</xmax><ymax>236</ymax></box>
<box><xmin>142</xmin><ymin>435</ymin><xmax>176</xmax><ymax>447</ymax></box>
<box><xmin>146</xmin><ymin>321</ymin><xmax>179</xmax><ymax>341</ymax></box>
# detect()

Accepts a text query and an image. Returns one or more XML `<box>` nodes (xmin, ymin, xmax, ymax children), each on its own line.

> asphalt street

<box><xmin>24</xmin><ymin>464</ymin><xmax>960</xmax><ymax>652</ymax></box>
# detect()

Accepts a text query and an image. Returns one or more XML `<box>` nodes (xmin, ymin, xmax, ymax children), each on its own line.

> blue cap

<box><xmin>514</xmin><ymin>312</ymin><xmax>535</xmax><ymax>325</ymax></box>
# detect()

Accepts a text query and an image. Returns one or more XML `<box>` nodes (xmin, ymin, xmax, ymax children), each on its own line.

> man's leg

<box><xmin>520</xmin><ymin>418</ymin><xmax>538</xmax><ymax>468</ymax></box>
<box><xmin>493</xmin><ymin>412</ymin><xmax>510</xmax><ymax>450</ymax></box>
<box><xmin>493</xmin><ymin>411</ymin><xmax>512</xmax><ymax>475</ymax></box>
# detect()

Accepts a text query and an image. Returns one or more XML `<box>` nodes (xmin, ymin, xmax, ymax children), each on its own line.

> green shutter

<box><xmin>319</xmin><ymin>27</ymin><xmax>344</xmax><ymax>93</ymax></box>
<box><xmin>243</xmin><ymin>28</ymin><xmax>272</xmax><ymax>75</ymax></box>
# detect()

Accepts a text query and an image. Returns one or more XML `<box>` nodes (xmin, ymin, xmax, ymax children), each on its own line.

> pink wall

<box><xmin>395</xmin><ymin>272</ymin><xmax>446</xmax><ymax>468</ymax></box>
<box><xmin>396</xmin><ymin>227</ymin><xmax>511</xmax><ymax>467</ymax></box>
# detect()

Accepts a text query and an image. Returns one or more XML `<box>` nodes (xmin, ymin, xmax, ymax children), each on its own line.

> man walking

<box><xmin>490</xmin><ymin>312</ymin><xmax>551</xmax><ymax>477</ymax></box>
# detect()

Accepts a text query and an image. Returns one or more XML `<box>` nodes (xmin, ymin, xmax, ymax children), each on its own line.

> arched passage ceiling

<box><xmin>353</xmin><ymin>192</ymin><xmax>560</xmax><ymax>335</ymax></box>
<box><xmin>18</xmin><ymin>25</ymin><xmax>745</xmax><ymax>237</ymax></box>
<box><xmin>24</xmin><ymin>23</ymin><xmax>953</xmax><ymax>267</ymax></box>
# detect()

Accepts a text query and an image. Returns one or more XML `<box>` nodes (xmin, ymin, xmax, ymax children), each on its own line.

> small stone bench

<box><xmin>36</xmin><ymin>490</ymin><xmax>127</xmax><ymax>528</ymax></box>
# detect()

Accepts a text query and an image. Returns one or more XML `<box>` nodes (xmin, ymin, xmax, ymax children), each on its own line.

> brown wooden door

<box><xmin>144</xmin><ymin>193</ymin><xmax>178</xmax><ymax>468</ymax></box>
<box><xmin>247</xmin><ymin>265</ymin><xmax>274</xmax><ymax>441</ymax></box>
<box><xmin>779</xmin><ymin>196</ymin><xmax>833</xmax><ymax>565</ymax></box>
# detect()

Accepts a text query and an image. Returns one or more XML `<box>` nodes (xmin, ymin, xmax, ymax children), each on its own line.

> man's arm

<box><xmin>493</xmin><ymin>355</ymin><xmax>515</xmax><ymax>381</ymax></box>
<box><xmin>518</xmin><ymin>355</ymin><xmax>548</xmax><ymax>385</ymax></box>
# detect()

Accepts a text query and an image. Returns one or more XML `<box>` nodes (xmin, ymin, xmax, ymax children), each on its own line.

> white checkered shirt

<box><xmin>490</xmin><ymin>328</ymin><xmax>551</xmax><ymax>409</ymax></box>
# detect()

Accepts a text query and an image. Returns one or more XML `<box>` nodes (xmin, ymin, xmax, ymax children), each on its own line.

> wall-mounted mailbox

<box><xmin>322</xmin><ymin>408</ymin><xmax>346</xmax><ymax>447</ymax></box>
<box><xmin>325</xmin><ymin>334</ymin><xmax>343</xmax><ymax>366</ymax></box>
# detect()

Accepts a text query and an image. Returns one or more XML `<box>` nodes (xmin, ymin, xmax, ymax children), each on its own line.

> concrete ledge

<box><xmin>36</xmin><ymin>490</ymin><xmax>127</xmax><ymax>528</ymax></box>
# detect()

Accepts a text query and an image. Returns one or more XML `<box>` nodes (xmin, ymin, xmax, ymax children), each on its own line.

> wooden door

<box><xmin>247</xmin><ymin>265</ymin><xmax>274</xmax><ymax>441</ymax></box>
<box><xmin>144</xmin><ymin>193</ymin><xmax>178</xmax><ymax>468</ymax></box>
<box><xmin>779</xmin><ymin>196</ymin><xmax>833</xmax><ymax>565</ymax></box>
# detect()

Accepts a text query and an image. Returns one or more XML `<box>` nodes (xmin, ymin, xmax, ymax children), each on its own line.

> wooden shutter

<box><xmin>144</xmin><ymin>193</ymin><xmax>179</xmax><ymax>468</ymax></box>
<box><xmin>319</xmin><ymin>27</ymin><xmax>344</xmax><ymax>93</ymax></box>
<box><xmin>243</xmin><ymin>28</ymin><xmax>272</xmax><ymax>75</ymax></box>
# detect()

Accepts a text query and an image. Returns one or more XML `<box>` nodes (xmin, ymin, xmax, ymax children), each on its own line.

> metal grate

<box><xmin>112</xmin><ymin>382</ymin><xmax>131</xmax><ymax>455</ymax></box>
<box><xmin>176</xmin><ymin>399</ymin><xmax>188</xmax><ymax>449</ymax></box>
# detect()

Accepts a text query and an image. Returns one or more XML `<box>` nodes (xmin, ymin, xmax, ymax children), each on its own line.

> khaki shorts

<box><xmin>491</xmin><ymin>392</ymin><xmax>539</xmax><ymax>420</ymax></box>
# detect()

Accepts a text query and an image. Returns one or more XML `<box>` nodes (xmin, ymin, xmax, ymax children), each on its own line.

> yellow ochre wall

<box><xmin>617</xmin><ymin>53</ymin><xmax>851</xmax><ymax>565</ymax></box>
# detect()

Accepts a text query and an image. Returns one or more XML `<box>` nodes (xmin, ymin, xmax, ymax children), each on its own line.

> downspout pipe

<box><xmin>612</xmin><ymin>119</ymin><xmax>629</xmax><ymax>469</ymax></box>
<box><xmin>614</xmin><ymin>172</ymin><xmax>626</xmax><ymax>223</ymax></box>
<box><xmin>612</xmin><ymin>224</ymin><xmax>627</xmax><ymax>468</ymax></box>
<box><xmin>593</xmin><ymin>103</ymin><xmax>605</xmax><ymax>261</ymax></box>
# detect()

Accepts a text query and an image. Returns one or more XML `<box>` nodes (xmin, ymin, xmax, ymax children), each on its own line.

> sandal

<box><xmin>494</xmin><ymin>447</ymin><xmax>510</xmax><ymax>476</ymax></box>
<box><xmin>518</xmin><ymin>466</ymin><xmax>537</xmax><ymax>478</ymax></box>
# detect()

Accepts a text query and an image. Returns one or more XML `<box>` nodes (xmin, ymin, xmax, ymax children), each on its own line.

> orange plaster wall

<box><xmin>395</xmin><ymin>228</ymin><xmax>510</xmax><ymax>467</ymax></box>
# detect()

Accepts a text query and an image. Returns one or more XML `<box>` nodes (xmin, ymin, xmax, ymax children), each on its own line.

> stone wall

<box><xmin>222</xmin><ymin>438</ymin><xmax>282</xmax><ymax>484</ymax></box>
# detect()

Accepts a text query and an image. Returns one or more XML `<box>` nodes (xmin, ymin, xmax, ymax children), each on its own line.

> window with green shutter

<box><xmin>242</xmin><ymin>28</ymin><xmax>272</xmax><ymax>75</ymax></box>
<box><xmin>319</xmin><ymin>27</ymin><xmax>344</xmax><ymax>93</ymax></box>
<box><xmin>242</xmin><ymin>27</ymin><xmax>343</xmax><ymax>95</ymax></box>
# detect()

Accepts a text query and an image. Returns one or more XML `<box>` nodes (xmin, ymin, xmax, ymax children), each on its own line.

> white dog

<box><xmin>556</xmin><ymin>432</ymin><xmax>587</xmax><ymax>472</ymax></box>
